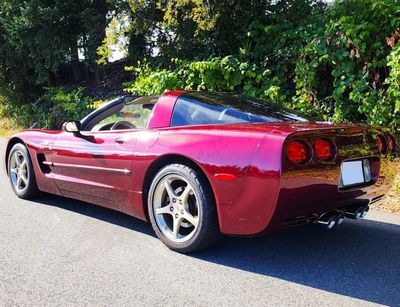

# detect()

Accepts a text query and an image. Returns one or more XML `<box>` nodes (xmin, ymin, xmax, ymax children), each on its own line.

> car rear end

<box><xmin>268</xmin><ymin>124</ymin><xmax>398</xmax><ymax>231</ymax></box>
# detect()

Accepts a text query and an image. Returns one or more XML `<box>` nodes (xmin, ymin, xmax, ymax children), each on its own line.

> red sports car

<box><xmin>4</xmin><ymin>91</ymin><xmax>397</xmax><ymax>252</ymax></box>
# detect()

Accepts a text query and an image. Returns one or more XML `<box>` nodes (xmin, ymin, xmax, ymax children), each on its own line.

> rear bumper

<box><xmin>218</xmin><ymin>156</ymin><xmax>392</xmax><ymax>236</ymax></box>
<box><xmin>267</xmin><ymin>157</ymin><xmax>391</xmax><ymax>231</ymax></box>
<box><xmin>216</xmin><ymin>125</ymin><xmax>397</xmax><ymax>236</ymax></box>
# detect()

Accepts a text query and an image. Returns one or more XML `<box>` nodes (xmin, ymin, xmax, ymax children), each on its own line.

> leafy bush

<box><xmin>0</xmin><ymin>95</ymin><xmax>22</xmax><ymax>136</ymax></box>
<box><xmin>0</xmin><ymin>87</ymin><xmax>96</xmax><ymax>129</ymax></box>
<box><xmin>1</xmin><ymin>0</ymin><xmax>400</xmax><ymax>135</ymax></box>
<box><xmin>33</xmin><ymin>87</ymin><xmax>96</xmax><ymax>128</ymax></box>
<box><xmin>290</xmin><ymin>0</ymin><xmax>400</xmax><ymax>131</ymax></box>
<box><xmin>124</xmin><ymin>0</ymin><xmax>400</xmax><ymax>133</ymax></box>
<box><xmin>124</xmin><ymin>57</ymin><xmax>287</xmax><ymax>105</ymax></box>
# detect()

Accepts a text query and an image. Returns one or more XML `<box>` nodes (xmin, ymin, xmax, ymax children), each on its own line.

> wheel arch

<box><xmin>5</xmin><ymin>137</ymin><xmax>26</xmax><ymax>174</ymax></box>
<box><xmin>142</xmin><ymin>154</ymin><xmax>217</xmax><ymax>221</ymax></box>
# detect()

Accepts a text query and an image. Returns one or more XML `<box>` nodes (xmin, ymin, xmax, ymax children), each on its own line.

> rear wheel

<box><xmin>8</xmin><ymin>143</ymin><xmax>40</xmax><ymax>199</ymax></box>
<box><xmin>148</xmin><ymin>164</ymin><xmax>220</xmax><ymax>253</ymax></box>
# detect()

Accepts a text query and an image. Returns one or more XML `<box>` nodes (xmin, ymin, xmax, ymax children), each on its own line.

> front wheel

<box><xmin>148</xmin><ymin>164</ymin><xmax>220</xmax><ymax>253</ymax></box>
<box><xmin>8</xmin><ymin>143</ymin><xmax>40</xmax><ymax>199</ymax></box>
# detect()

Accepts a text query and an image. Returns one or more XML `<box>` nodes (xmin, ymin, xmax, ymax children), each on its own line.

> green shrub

<box><xmin>124</xmin><ymin>57</ymin><xmax>287</xmax><ymax>105</ymax></box>
<box><xmin>33</xmin><ymin>86</ymin><xmax>96</xmax><ymax>129</ymax></box>
<box><xmin>0</xmin><ymin>87</ymin><xmax>96</xmax><ymax>129</ymax></box>
<box><xmin>124</xmin><ymin>0</ymin><xmax>400</xmax><ymax>133</ymax></box>
<box><xmin>292</xmin><ymin>0</ymin><xmax>400</xmax><ymax>132</ymax></box>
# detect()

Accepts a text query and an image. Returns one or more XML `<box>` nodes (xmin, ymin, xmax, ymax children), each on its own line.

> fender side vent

<box><xmin>37</xmin><ymin>153</ymin><xmax>52</xmax><ymax>174</ymax></box>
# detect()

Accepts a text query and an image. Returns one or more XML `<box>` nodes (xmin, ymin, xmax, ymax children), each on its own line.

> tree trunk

<box><xmin>71</xmin><ymin>40</ymin><xmax>82</xmax><ymax>82</ymax></box>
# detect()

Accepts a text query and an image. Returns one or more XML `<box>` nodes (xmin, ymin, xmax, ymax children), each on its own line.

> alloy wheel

<box><xmin>152</xmin><ymin>174</ymin><xmax>201</xmax><ymax>243</ymax></box>
<box><xmin>9</xmin><ymin>150</ymin><xmax>29</xmax><ymax>193</ymax></box>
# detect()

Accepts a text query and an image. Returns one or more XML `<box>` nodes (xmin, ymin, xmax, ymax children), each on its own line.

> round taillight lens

<box><xmin>376</xmin><ymin>134</ymin><xmax>387</xmax><ymax>154</ymax></box>
<box><xmin>286</xmin><ymin>141</ymin><xmax>309</xmax><ymax>164</ymax></box>
<box><xmin>387</xmin><ymin>134</ymin><xmax>396</xmax><ymax>152</ymax></box>
<box><xmin>314</xmin><ymin>138</ymin><xmax>334</xmax><ymax>160</ymax></box>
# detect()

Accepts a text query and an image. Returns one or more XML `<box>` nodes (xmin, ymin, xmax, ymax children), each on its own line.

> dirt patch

<box><xmin>371</xmin><ymin>160</ymin><xmax>400</xmax><ymax>213</ymax></box>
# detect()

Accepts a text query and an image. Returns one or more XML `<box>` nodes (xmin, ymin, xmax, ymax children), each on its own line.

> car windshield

<box><xmin>171</xmin><ymin>92</ymin><xmax>311</xmax><ymax>127</ymax></box>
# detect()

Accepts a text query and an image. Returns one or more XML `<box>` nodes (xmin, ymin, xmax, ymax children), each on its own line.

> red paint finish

<box><xmin>50</xmin><ymin>131</ymin><xmax>136</xmax><ymax>207</ymax></box>
<box><xmin>387</xmin><ymin>134</ymin><xmax>396</xmax><ymax>152</ymax></box>
<box><xmin>4</xmin><ymin>91</ymin><xmax>396</xmax><ymax>236</ymax></box>
<box><xmin>147</xmin><ymin>91</ymin><xmax>185</xmax><ymax>128</ymax></box>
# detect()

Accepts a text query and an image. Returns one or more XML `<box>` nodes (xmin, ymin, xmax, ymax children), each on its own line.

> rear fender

<box><xmin>132</xmin><ymin>128</ymin><xmax>270</xmax><ymax>230</ymax></box>
<box><xmin>215</xmin><ymin>133</ymin><xmax>285</xmax><ymax>235</ymax></box>
<box><xmin>136</xmin><ymin>129</ymin><xmax>267</xmax><ymax>203</ymax></box>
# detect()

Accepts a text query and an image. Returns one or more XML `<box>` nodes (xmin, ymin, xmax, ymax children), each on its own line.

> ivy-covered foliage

<box><xmin>292</xmin><ymin>0</ymin><xmax>400</xmax><ymax>130</ymax></box>
<box><xmin>1</xmin><ymin>0</ymin><xmax>400</xmax><ymax>133</ymax></box>
<box><xmin>125</xmin><ymin>0</ymin><xmax>400</xmax><ymax>133</ymax></box>
<box><xmin>124</xmin><ymin>57</ymin><xmax>288</xmax><ymax>105</ymax></box>
<box><xmin>0</xmin><ymin>0</ymin><xmax>112</xmax><ymax>103</ymax></box>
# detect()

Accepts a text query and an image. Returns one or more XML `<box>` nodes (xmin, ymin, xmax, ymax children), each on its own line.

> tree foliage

<box><xmin>0</xmin><ymin>0</ymin><xmax>111</xmax><ymax>102</ymax></box>
<box><xmin>124</xmin><ymin>57</ymin><xmax>287</xmax><ymax>105</ymax></box>
<box><xmin>1</xmin><ymin>0</ymin><xmax>400</xmax><ymax>132</ymax></box>
<box><xmin>124</xmin><ymin>0</ymin><xmax>400</xmax><ymax>132</ymax></box>
<box><xmin>292</xmin><ymin>0</ymin><xmax>400</xmax><ymax>130</ymax></box>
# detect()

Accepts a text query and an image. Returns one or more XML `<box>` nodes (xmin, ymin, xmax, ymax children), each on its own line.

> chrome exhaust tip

<box><xmin>316</xmin><ymin>212</ymin><xmax>340</xmax><ymax>230</ymax></box>
<box><xmin>336</xmin><ymin>213</ymin><xmax>345</xmax><ymax>225</ymax></box>
<box><xmin>326</xmin><ymin>216</ymin><xmax>337</xmax><ymax>229</ymax></box>
<box><xmin>345</xmin><ymin>206</ymin><xmax>369</xmax><ymax>219</ymax></box>
<box><xmin>360</xmin><ymin>206</ymin><xmax>369</xmax><ymax>218</ymax></box>
<box><xmin>355</xmin><ymin>208</ymin><xmax>363</xmax><ymax>219</ymax></box>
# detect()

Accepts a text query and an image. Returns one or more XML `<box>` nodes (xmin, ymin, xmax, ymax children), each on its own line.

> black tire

<box><xmin>7</xmin><ymin>143</ymin><xmax>40</xmax><ymax>199</ymax></box>
<box><xmin>148</xmin><ymin>163</ymin><xmax>221</xmax><ymax>253</ymax></box>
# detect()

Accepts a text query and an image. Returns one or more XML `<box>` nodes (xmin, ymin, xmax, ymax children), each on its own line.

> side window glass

<box><xmin>92</xmin><ymin>103</ymin><xmax>153</xmax><ymax>131</ymax></box>
<box><xmin>171</xmin><ymin>97</ymin><xmax>225</xmax><ymax>126</ymax></box>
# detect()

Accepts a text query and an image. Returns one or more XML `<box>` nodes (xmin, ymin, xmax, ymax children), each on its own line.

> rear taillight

<box><xmin>387</xmin><ymin>134</ymin><xmax>396</xmax><ymax>153</ymax></box>
<box><xmin>314</xmin><ymin>138</ymin><xmax>335</xmax><ymax>160</ymax></box>
<box><xmin>376</xmin><ymin>134</ymin><xmax>387</xmax><ymax>154</ymax></box>
<box><xmin>286</xmin><ymin>141</ymin><xmax>309</xmax><ymax>164</ymax></box>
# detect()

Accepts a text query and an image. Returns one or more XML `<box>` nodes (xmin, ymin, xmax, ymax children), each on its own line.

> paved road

<box><xmin>0</xmin><ymin>137</ymin><xmax>399</xmax><ymax>306</ymax></box>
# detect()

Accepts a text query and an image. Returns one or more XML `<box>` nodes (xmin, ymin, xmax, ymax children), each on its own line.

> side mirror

<box><xmin>62</xmin><ymin>121</ymin><xmax>81</xmax><ymax>133</ymax></box>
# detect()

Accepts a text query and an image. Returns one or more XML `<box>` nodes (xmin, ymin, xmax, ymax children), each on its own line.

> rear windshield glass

<box><xmin>171</xmin><ymin>92</ymin><xmax>310</xmax><ymax>127</ymax></box>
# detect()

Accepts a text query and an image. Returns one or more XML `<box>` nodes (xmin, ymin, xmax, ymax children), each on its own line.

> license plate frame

<box><xmin>340</xmin><ymin>160</ymin><xmax>368</xmax><ymax>187</ymax></box>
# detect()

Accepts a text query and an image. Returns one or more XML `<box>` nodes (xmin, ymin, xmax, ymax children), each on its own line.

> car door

<box><xmin>50</xmin><ymin>130</ymin><xmax>136</xmax><ymax>207</ymax></box>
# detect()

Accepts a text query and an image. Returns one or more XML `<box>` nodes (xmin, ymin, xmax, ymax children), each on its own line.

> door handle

<box><xmin>115</xmin><ymin>138</ymin><xmax>126</xmax><ymax>144</ymax></box>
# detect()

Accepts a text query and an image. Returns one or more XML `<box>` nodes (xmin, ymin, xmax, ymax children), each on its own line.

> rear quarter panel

<box><xmin>130</xmin><ymin>125</ymin><xmax>287</xmax><ymax>235</ymax></box>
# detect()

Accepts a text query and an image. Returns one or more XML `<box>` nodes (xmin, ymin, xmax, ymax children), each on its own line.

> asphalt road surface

<box><xmin>0</xmin><ymin>137</ymin><xmax>399</xmax><ymax>306</ymax></box>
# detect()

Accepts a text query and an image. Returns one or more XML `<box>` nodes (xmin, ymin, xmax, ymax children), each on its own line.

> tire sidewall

<box><xmin>8</xmin><ymin>143</ymin><xmax>37</xmax><ymax>198</ymax></box>
<box><xmin>148</xmin><ymin>164</ymin><xmax>211</xmax><ymax>252</ymax></box>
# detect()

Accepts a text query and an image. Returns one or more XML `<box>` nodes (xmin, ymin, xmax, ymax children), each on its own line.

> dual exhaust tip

<box><xmin>345</xmin><ymin>205</ymin><xmax>370</xmax><ymax>219</ymax></box>
<box><xmin>316</xmin><ymin>206</ymin><xmax>369</xmax><ymax>230</ymax></box>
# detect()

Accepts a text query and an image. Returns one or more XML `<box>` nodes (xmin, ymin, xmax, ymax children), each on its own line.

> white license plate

<box><xmin>340</xmin><ymin>160</ymin><xmax>367</xmax><ymax>187</ymax></box>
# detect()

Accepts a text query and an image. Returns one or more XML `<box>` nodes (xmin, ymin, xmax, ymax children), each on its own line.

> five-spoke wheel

<box><xmin>148</xmin><ymin>164</ymin><xmax>220</xmax><ymax>253</ymax></box>
<box><xmin>9</xmin><ymin>150</ymin><xmax>29</xmax><ymax>193</ymax></box>
<box><xmin>7</xmin><ymin>143</ymin><xmax>39</xmax><ymax>199</ymax></box>
<box><xmin>153</xmin><ymin>174</ymin><xmax>200</xmax><ymax>243</ymax></box>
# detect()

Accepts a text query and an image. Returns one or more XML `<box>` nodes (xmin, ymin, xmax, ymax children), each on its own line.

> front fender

<box><xmin>5</xmin><ymin>130</ymin><xmax>61</xmax><ymax>195</ymax></box>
